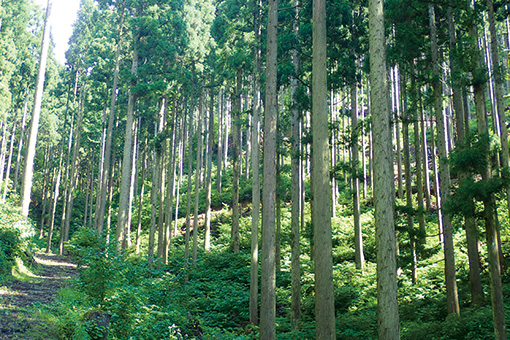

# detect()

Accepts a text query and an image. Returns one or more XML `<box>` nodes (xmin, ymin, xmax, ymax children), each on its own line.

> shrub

<box><xmin>0</xmin><ymin>200</ymin><xmax>35</xmax><ymax>278</ymax></box>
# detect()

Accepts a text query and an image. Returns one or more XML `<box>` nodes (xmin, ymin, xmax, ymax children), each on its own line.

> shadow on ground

<box><xmin>0</xmin><ymin>253</ymin><xmax>77</xmax><ymax>340</ymax></box>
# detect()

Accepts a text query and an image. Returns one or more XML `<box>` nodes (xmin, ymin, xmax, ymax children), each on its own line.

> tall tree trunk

<box><xmin>402</xmin><ymin>81</ymin><xmax>417</xmax><ymax>283</ymax></box>
<box><xmin>447</xmin><ymin>5</ymin><xmax>484</xmax><ymax>305</ymax></box>
<box><xmin>411</xmin><ymin>70</ymin><xmax>426</xmax><ymax>247</ymax></box>
<box><xmin>174</xmin><ymin>112</ymin><xmax>188</xmax><ymax>237</ymax></box>
<box><xmin>474</xmin><ymin>70</ymin><xmax>507</xmax><ymax>340</ymax></box>
<box><xmin>290</xmin><ymin>0</ymin><xmax>301</xmax><ymax>326</ymax></box>
<box><xmin>470</xmin><ymin>11</ymin><xmax>507</xmax><ymax>338</ymax></box>
<box><xmin>14</xmin><ymin>94</ymin><xmax>29</xmax><ymax>192</ymax></box>
<box><xmin>204</xmin><ymin>89</ymin><xmax>215</xmax><ymax>251</ymax></box>
<box><xmin>184</xmin><ymin>114</ymin><xmax>195</xmax><ymax>270</ymax></box>
<box><xmin>95</xmin><ymin>3</ymin><xmax>125</xmax><ymax>233</ymax></box>
<box><xmin>392</xmin><ymin>67</ymin><xmax>404</xmax><ymax>199</ymax></box>
<box><xmin>136</xmin><ymin>147</ymin><xmax>147</xmax><ymax>255</ymax></box>
<box><xmin>369</xmin><ymin>0</ymin><xmax>400</xmax><ymax>336</ymax></box>
<box><xmin>163</xmin><ymin>105</ymin><xmax>178</xmax><ymax>263</ymax></box>
<box><xmin>20</xmin><ymin>0</ymin><xmax>52</xmax><ymax>216</ymax></box>
<box><xmin>60</xmin><ymin>85</ymin><xmax>86</xmax><ymax>255</ymax></box>
<box><xmin>126</xmin><ymin>121</ymin><xmax>139</xmax><ymax>248</ymax></box>
<box><xmin>420</xmin><ymin>98</ymin><xmax>432</xmax><ymax>211</ymax></box>
<box><xmin>117</xmin><ymin>35</ymin><xmax>139</xmax><ymax>248</ymax></box>
<box><xmin>429</xmin><ymin>3</ymin><xmax>460</xmax><ymax>315</ymax></box>
<box><xmin>148</xmin><ymin>100</ymin><xmax>166</xmax><ymax>264</ymax></box>
<box><xmin>38</xmin><ymin>146</ymin><xmax>52</xmax><ymax>238</ymax></box>
<box><xmin>250</xmin><ymin>1</ymin><xmax>262</xmax><ymax>323</ymax></box>
<box><xmin>312</xmin><ymin>0</ymin><xmax>335</xmax><ymax>338</ymax></box>
<box><xmin>192</xmin><ymin>89</ymin><xmax>204</xmax><ymax>263</ymax></box>
<box><xmin>2</xmin><ymin>121</ymin><xmax>16</xmax><ymax>202</ymax></box>
<box><xmin>231</xmin><ymin>77</ymin><xmax>241</xmax><ymax>253</ymax></box>
<box><xmin>217</xmin><ymin>88</ymin><xmax>223</xmax><ymax>194</ymax></box>
<box><xmin>260</xmin><ymin>0</ymin><xmax>278</xmax><ymax>337</ymax></box>
<box><xmin>486</xmin><ymin>0</ymin><xmax>510</xmax><ymax>213</ymax></box>
<box><xmin>351</xmin><ymin>82</ymin><xmax>365</xmax><ymax>271</ymax></box>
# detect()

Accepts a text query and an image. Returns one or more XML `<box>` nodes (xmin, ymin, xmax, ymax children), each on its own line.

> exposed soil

<box><xmin>0</xmin><ymin>253</ymin><xmax>77</xmax><ymax>340</ymax></box>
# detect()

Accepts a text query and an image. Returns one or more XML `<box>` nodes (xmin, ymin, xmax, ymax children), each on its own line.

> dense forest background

<box><xmin>1</xmin><ymin>0</ymin><xmax>510</xmax><ymax>338</ymax></box>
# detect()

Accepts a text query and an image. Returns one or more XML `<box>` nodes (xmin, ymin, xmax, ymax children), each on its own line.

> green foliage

<box><xmin>0</xmin><ymin>200</ymin><xmax>35</xmax><ymax>278</ymax></box>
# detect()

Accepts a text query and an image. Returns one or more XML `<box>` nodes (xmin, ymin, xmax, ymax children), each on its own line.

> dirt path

<box><xmin>0</xmin><ymin>253</ymin><xmax>77</xmax><ymax>340</ymax></box>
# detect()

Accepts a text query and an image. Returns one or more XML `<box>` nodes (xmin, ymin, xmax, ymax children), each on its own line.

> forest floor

<box><xmin>0</xmin><ymin>253</ymin><xmax>77</xmax><ymax>339</ymax></box>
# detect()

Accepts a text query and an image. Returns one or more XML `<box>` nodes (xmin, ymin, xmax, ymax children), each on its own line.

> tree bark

<box><xmin>1</xmin><ymin>121</ymin><xmax>16</xmax><ymax>202</ymax></box>
<box><xmin>204</xmin><ymin>89</ymin><xmax>215</xmax><ymax>252</ymax></box>
<box><xmin>60</xmin><ymin>85</ymin><xmax>86</xmax><ymax>255</ymax></box>
<box><xmin>117</xmin><ymin>35</ymin><xmax>139</xmax><ymax>248</ymax></box>
<box><xmin>351</xmin><ymin>82</ymin><xmax>365</xmax><ymax>271</ymax></box>
<box><xmin>250</xmin><ymin>0</ymin><xmax>262</xmax><ymax>324</ymax></box>
<box><xmin>20</xmin><ymin>0</ymin><xmax>52</xmax><ymax>216</ymax></box>
<box><xmin>192</xmin><ymin>89</ymin><xmax>204</xmax><ymax>263</ymax></box>
<box><xmin>290</xmin><ymin>0</ymin><xmax>301</xmax><ymax>326</ymax></box>
<box><xmin>429</xmin><ymin>3</ymin><xmax>460</xmax><ymax>315</ymax></box>
<box><xmin>260</xmin><ymin>0</ymin><xmax>278</xmax><ymax>337</ymax></box>
<box><xmin>369</xmin><ymin>0</ymin><xmax>400</xmax><ymax>336</ymax></box>
<box><xmin>163</xmin><ymin>105</ymin><xmax>178</xmax><ymax>263</ymax></box>
<box><xmin>148</xmin><ymin>100</ymin><xmax>166</xmax><ymax>264</ymax></box>
<box><xmin>231</xmin><ymin>77</ymin><xmax>241</xmax><ymax>253</ymax></box>
<box><xmin>312</xmin><ymin>0</ymin><xmax>336</xmax><ymax>338</ymax></box>
<box><xmin>94</xmin><ymin>3</ymin><xmax>125</xmax><ymax>233</ymax></box>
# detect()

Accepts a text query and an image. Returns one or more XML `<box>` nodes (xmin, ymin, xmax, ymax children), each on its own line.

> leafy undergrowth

<box><xmin>0</xmin><ymin>199</ymin><xmax>37</xmax><ymax>282</ymax></box>
<box><xmin>46</xmin><ymin>199</ymin><xmax>510</xmax><ymax>339</ymax></box>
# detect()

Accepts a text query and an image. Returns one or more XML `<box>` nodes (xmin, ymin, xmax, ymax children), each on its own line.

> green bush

<box><xmin>0</xmin><ymin>200</ymin><xmax>35</xmax><ymax>278</ymax></box>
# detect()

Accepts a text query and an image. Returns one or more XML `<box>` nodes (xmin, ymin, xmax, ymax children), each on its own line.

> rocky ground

<box><xmin>0</xmin><ymin>253</ymin><xmax>77</xmax><ymax>340</ymax></box>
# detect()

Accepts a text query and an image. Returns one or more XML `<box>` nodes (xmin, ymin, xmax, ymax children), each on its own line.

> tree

<box><xmin>312</xmin><ymin>0</ymin><xmax>335</xmax><ymax>337</ymax></box>
<box><xmin>260</xmin><ymin>0</ymin><xmax>278</xmax><ymax>337</ymax></box>
<box><xmin>116</xmin><ymin>31</ymin><xmax>140</xmax><ymax>249</ymax></box>
<box><xmin>428</xmin><ymin>3</ymin><xmax>460</xmax><ymax>315</ymax></box>
<box><xmin>20</xmin><ymin>0</ymin><xmax>52</xmax><ymax>216</ymax></box>
<box><xmin>369</xmin><ymin>0</ymin><xmax>400</xmax><ymax>337</ymax></box>
<box><xmin>94</xmin><ymin>1</ymin><xmax>125</xmax><ymax>233</ymax></box>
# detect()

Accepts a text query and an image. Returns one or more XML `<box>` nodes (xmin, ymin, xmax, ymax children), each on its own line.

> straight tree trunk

<box><xmin>126</xmin><ymin>121</ymin><xmax>139</xmax><ymax>248</ymax></box>
<box><xmin>136</xmin><ymin>147</ymin><xmax>147</xmax><ymax>255</ymax></box>
<box><xmin>420</xmin><ymin>99</ymin><xmax>432</xmax><ymax>211</ymax></box>
<box><xmin>250</xmin><ymin>1</ymin><xmax>262</xmax><ymax>323</ymax></box>
<box><xmin>231</xmin><ymin>78</ymin><xmax>241</xmax><ymax>253</ymax></box>
<box><xmin>369</xmin><ymin>0</ymin><xmax>400</xmax><ymax>336</ymax></box>
<box><xmin>117</xmin><ymin>36</ymin><xmax>139</xmax><ymax>248</ymax></box>
<box><xmin>14</xmin><ymin>94</ymin><xmax>29</xmax><ymax>192</ymax></box>
<box><xmin>192</xmin><ymin>89</ymin><xmax>205</xmax><ymax>263</ymax></box>
<box><xmin>163</xmin><ymin>106</ymin><xmax>178</xmax><ymax>263</ymax></box>
<box><xmin>217</xmin><ymin>88</ymin><xmax>223</xmax><ymax>194</ymax></box>
<box><xmin>260</xmin><ymin>0</ymin><xmax>278</xmax><ymax>337</ymax></box>
<box><xmin>474</xmin><ymin>70</ymin><xmax>507</xmax><ymax>340</ymax></box>
<box><xmin>184</xmin><ymin>115</ymin><xmax>195</xmax><ymax>269</ymax></box>
<box><xmin>470</xmin><ymin>13</ymin><xmax>507</xmax><ymax>338</ymax></box>
<box><xmin>174</xmin><ymin>112</ymin><xmax>188</xmax><ymax>236</ymax></box>
<box><xmin>402</xmin><ymin>83</ymin><xmax>417</xmax><ymax>283</ymax></box>
<box><xmin>411</xmin><ymin>71</ymin><xmax>426</xmax><ymax>246</ymax></box>
<box><xmin>2</xmin><ymin>121</ymin><xmax>16</xmax><ymax>202</ymax></box>
<box><xmin>312</xmin><ymin>0</ymin><xmax>336</xmax><ymax>338</ymax></box>
<box><xmin>429</xmin><ymin>3</ymin><xmax>460</xmax><ymax>315</ymax></box>
<box><xmin>148</xmin><ymin>100</ymin><xmax>166</xmax><ymax>264</ymax></box>
<box><xmin>20</xmin><ymin>0</ymin><xmax>52</xmax><ymax>216</ymax></box>
<box><xmin>290</xmin><ymin>0</ymin><xmax>301</xmax><ymax>325</ymax></box>
<box><xmin>392</xmin><ymin>67</ymin><xmax>404</xmax><ymax>199</ymax></box>
<box><xmin>351</xmin><ymin>82</ymin><xmax>365</xmax><ymax>271</ymax></box>
<box><xmin>447</xmin><ymin>6</ymin><xmax>484</xmax><ymax>305</ymax></box>
<box><xmin>204</xmin><ymin>89</ymin><xmax>215</xmax><ymax>251</ymax></box>
<box><xmin>486</xmin><ymin>0</ymin><xmax>510</xmax><ymax>214</ymax></box>
<box><xmin>95</xmin><ymin>3</ymin><xmax>125</xmax><ymax>233</ymax></box>
<box><xmin>60</xmin><ymin>86</ymin><xmax>86</xmax><ymax>255</ymax></box>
